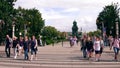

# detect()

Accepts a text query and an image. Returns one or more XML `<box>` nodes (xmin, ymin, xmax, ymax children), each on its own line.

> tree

<box><xmin>72</xmin><ymin>20</ymin><xmax>78</xmax><ymax>37</ymax></box>
<box><xmin>87</xmin><ymin>30</ymin><xmax>101</xmax><ymax>37</ymax></box>
<box><xmin>0</xmin><ymin>0</ymin><xmax>45</xmax><ymax>44</ymax></box>
<box><xmin>41</xmin><ymin>26</ymin><xmax>59</xmax><ymax>45</ymax></box>
<box><xmin>96</xmin><ymin>3</ymin><xmax>120</xmax><ymax>37</ymax></box>
<box><xmin>15</xmin><ymin>7</ymin><xmax>45</xmax><ymax>38</ymax></box>
<box><xmin>0</xmin><ymin>0</ymin><xmax>16</xmax><ymax>43</ymax></box>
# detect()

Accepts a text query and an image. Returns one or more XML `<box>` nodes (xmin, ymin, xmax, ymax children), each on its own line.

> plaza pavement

<box><xmin>0</xmin><ymin>41</ymin><xmax>120</xmax><ymax>68</ymax></box>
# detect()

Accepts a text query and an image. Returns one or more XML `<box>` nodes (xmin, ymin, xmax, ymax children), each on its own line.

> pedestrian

<box><xmin>18</xmin><ymin>36</ymin><xmax>24</xmax><ymax>56</ymax></box>
<box><xmin>73</xmin><ymin>36</ymin><xmax>78</xmax><ymax>46</ymax></box>
<box><xmin>110</xmin><ymin>36</ymin><xmax>120</xmax><ymax>61</ymax></box>
<box><xmin>94</xmin><ymin>36</ymin><xmax>101</xmax><ymax>61</ymax></box>
<box><xmin>69</xmin><ymin>36</ymin><xmax>74</xmax><ymax>47</ymax></box>
<box><xmin>86</xmin><ymin>36</ymin><xmax>94</xmax><ymax>59</ymax></box>
<box><xmin>109</xmin><ymin>36</ymin><xmax>114</xmax><ymax>48</ymax></box>
<box><xmin>81</xmin><ymin>35</ymin><xmax>87</xmax><ymax>58</ymax></box>
<box><xmin>39</xmin><ymin>38</ymin><xmax>43</xmax><ymax>46</ymax></box>
<box><xmin>23</xmin><ymin>36</ymin><xmax>29</xmax><ymax>60</ymax></box>
<box><xmin>99</xmin><ymin>37</ymin><xmax>104</xmax><ymax>57</ymax></box>
<box><xmin>5</xmin><ymin>35</ymin><xmax>12</xmax><ymax>58</ymax></box>
<box><xmin>30</xmin><ymin>35</ymin><xmax>38</xmax><ymax>60</ymax></box>
<box><xmin>12</xmin><ymin>36</ymin><xmax>18</xmax><ymax>59</ymax></box>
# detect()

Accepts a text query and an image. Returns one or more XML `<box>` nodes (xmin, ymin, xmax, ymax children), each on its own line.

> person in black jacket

<box><xmin>30</xmin><ymin>35</ymin><xmax>38</xmax><ymax>60</ymax></box>
<box><xmin>81</xmin><ymin>35</ymin><xmax>87</xmax><ymax>58</ymax></box>
<box><xmin>18</xmin><ymin>37</ymin><xmax>24</xmax><ymax>56</ymax></box>
<box><xmin>12</xmin><ymin>36</ymin><xmax>18</xmax><ymax>59</ymax></box>
<box><xmin>86</xmin><ymin>36</ymin><xmax>94</xmax><ymax>59</ymax></box>
<box><xmin>23</xmin><ymin>36</ymin><xmax>29</xmax><ymax>60</ymax></box>
<box><xmin>5</xmin><ymin>35</ymin><xmax>12</xmax><ymax>58</ymax></box>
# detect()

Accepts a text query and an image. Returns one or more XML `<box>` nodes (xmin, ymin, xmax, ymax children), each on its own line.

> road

<box><xmin>0</xmin><ymin>42</ymin><xmax>120</xmax><ymax>68</ymax></box>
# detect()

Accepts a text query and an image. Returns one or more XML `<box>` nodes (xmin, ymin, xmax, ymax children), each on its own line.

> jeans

<box><xmin>13</xmin><ymin>48</ymin><xmax>17</xmax><ymax>58</ymax></box>
<box><xmin>113</xmin><ymin>47</ymin><xmax>119</xmax><ymax>55</ymax></box>
<box><xmin>31</xmin><ymin>49</ymin><xmax>37</xmax><ymax>55</ymax></box>
<box><xmin>82</xmin><ymin>48</ymin><xmax>87</xmax><ymax>58</ymax></box>
<box><xmin>24</xmin><ymin>49</ymin><xmax>29</xmax><ymax>60</ymax></box>
<box><xmin>5</xmin><ymin>46</ymin><xmax>11</xmax><ymax>57</ymax></box>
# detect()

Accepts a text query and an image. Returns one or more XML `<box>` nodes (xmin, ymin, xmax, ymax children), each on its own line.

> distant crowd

<box><xmin>69</xmin><ymin>35</ymin><xmax>120</xmax><ymax>61</ymax></box>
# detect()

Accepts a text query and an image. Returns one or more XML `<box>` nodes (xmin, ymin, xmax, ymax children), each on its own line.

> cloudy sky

<box><xmin>14</xmin><ymin>0</ymin><xmax>120</xmax><ymax>32</ymax></box>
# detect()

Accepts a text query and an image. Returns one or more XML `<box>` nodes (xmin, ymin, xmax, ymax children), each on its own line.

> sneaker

<box><xmin>95</xmin><ymin>59</ymin><xmax>99</xmax><ymax>62</ymax></box>
<box><xmin>14</xmin><ymin>56</ymin><xmax>17</xmax><ymax>59</ymax></box>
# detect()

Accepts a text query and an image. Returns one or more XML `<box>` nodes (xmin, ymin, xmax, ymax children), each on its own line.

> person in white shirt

<box><xmin>94</xmin><ymin>36</ymin><xmax>101</xmax><ymax>61</ymax></box>
<box><xmin>73</xmin><ymin>36</ymin><xmax>78</xmax><ymax>46</ymax></box>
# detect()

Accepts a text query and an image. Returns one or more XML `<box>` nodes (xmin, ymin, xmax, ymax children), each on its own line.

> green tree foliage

<box><xmin>60</xmin><ymin>32</ymin><xmax>66</xmax><ymax>40</ymax></box>
<box><xmin>96</xmin><ymin>3</ymin><xmax>120</xmax><ymax>37</ymax></box>
<box><xmin>0</xmin><ymin>0</ymin><xmax>16</xmax><ymax>43</ymax></box>
<box><xmin>0</xmin><ymin>0</ymin><xmax>44</xmax><ymax>43</ymax></box>
<box><xmin>87</xmin><ymin>30</ymin><xmax>101</xmax><ymax>37</ymax></box>
<box><xmin>28</xmin><ymin>9</ymin><xmax>44</xmax><ymax>37</ymax></box>
<box><xmin>14</xmin><ymin>7</ymin><xmax>45</xmax><ymax>38</ymax></box>
<box><xmin>41</xmin><ymin>26</ymin><xmax>59</xmax><ymax>45</ymax></box>
<box><xmin>72</xmin><ymin>20</ymin><xmax>78</xmax><ymax>37</ymax></box>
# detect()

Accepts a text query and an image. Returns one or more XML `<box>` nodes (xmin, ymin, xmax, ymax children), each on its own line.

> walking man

<box><xmin>5</xmin><ymin>35</ymin><xmax>12</xmax><ymax>58</ymax></box>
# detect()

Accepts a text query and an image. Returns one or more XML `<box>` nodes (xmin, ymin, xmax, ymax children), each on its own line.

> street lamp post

<box><xmin>12</xmin><ymin>17</ymin><xmax>16</xmax><ymax>38</ymax></box>
<box><xmin>116</xmin><ymin>18</ymin><xmax>119</xmax><ymax>38</ymax></box>
<box><xmin>24</xmin><ymin>24</ymin><xmax>27</xmax><ymax>37</ymax></box>
<box><xmin>101</xmin><ymin>21</ymin><xmax>105</xmax><ymax>39</ymax></box>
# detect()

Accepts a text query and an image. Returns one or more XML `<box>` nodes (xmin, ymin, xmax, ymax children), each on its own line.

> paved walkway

<box><xmin>0</xmin><ymin>42</ymin><xmax>120</xmax><ymax>68</ymax></box>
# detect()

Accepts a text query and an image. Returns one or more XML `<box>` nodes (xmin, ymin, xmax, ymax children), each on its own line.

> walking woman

<box><xmin>81</xmin><ymin>35</ymin><xmax>87</xmax><ymax>58</ymax></box>
<box><xmin>30</xmin><ymin>35</ymin><xmax>38</xmax><ymax>60</ymax></box>
<box><xmin>86</xmin><ymin>36</ymin><xmax>94</xmax><ymax>59</ymax></box>
<box><xmin>94</xmin><ymin>36</ymin><xmax>101</xmax><ymax>61</ymax></box>
<box><xmin>18</xmin><ymin>37</ymin><xmax>24</xmax><ymax>56</ymax></box>
<box><xmin>69</xmin><ymin>36</ymin><xmax>74</xmax><ymax>47</ymax></box>
<box><xmin>110</xmin><ymin>36</ymin><xmax>120</xmax><ymax>61</ymax></box>
<box><xmin>12</xmin><ymin>36</ymin><xmax>18</xmax><ymax>59</ymax></box>
<box><xmin>23</xmin><ymin>36</ymin><xmax>29</xmax><ymax>60</ymax></box>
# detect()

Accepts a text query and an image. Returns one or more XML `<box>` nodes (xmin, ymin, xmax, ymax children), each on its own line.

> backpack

<box><xmin>9</xmin><ymin>38</ymin><xmax>13</xmax><ymax>47</ymax></box>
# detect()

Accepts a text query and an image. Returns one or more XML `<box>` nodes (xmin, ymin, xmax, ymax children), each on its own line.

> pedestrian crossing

<box><xmin>0</xmin><ymin>58</ymin><xmax>120</xmax><ymax>68</ymax></box>
<box><xmin>0</xmin><ymin>42</ymin><xmax>120</xmax><ymax>68</ymax></box>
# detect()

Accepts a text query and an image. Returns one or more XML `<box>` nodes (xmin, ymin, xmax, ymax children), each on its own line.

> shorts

<box><xmin>95</xmin><ymin>50</ymin><xmax>100</xmax><ymax>54</ymax></box>
<box><xmin>100</xmin><ymin>47</ymin><xmax>103</xmax><ymax>54</ymax></box>
<box><xmin>31</xmin><ymin>49</ymin><xmax>37</xmax><ymax>55</ymax></box>
<box><xmin>19</xmin><ymin>46</ymin><xmax>22</xmax><ymax>50</ymax></box>
<box><xmin>87</xmin><ymin>49</ymin><xmax>94</xmax><ymax>53</ymax></box>
<box><xmin>113</xmin><ymin>47</ymin><xmax>119</xmax><ymax>55</ymax></box>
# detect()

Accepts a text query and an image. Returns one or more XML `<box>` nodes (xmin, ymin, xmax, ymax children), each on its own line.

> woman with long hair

<box><xmin>110</xmin><ymin>36</ymin><xmax>120</xmax><ymax>61</ymax></box>
<box><xmin>30</xmin><ymin>35</ymin><xmax>38</xmax><ymax>60</ymax></box>
<box><xmin>86</xmin><ymin>36</ymin><xmax>94</xmax><ymax>59</ymax></box>
<box><xmin>94</xmin><ymin>36</ymin><xmax>101</xmax><ymax>61</ymax></box>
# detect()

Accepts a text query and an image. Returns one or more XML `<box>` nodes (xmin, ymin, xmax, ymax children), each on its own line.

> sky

<box><xmin>14</xmin><ymin>0</ymin><xmax>120</xmax><ymax>32</ymax></box>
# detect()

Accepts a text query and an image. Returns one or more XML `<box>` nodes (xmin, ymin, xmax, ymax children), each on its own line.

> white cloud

<box><xmin>40</xmin><ymin>8</ymin><xmax>68</xmax><ymax>20</ymax></box>
<box><xmin>62</xmin><ymin>8</ymin><xmax>80</xmax><ymax>13</ymax></box>
<box><xmin>14</xmin><ymin>0</ymin><xmax>120</xmax><ymax>32</ymax></box>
